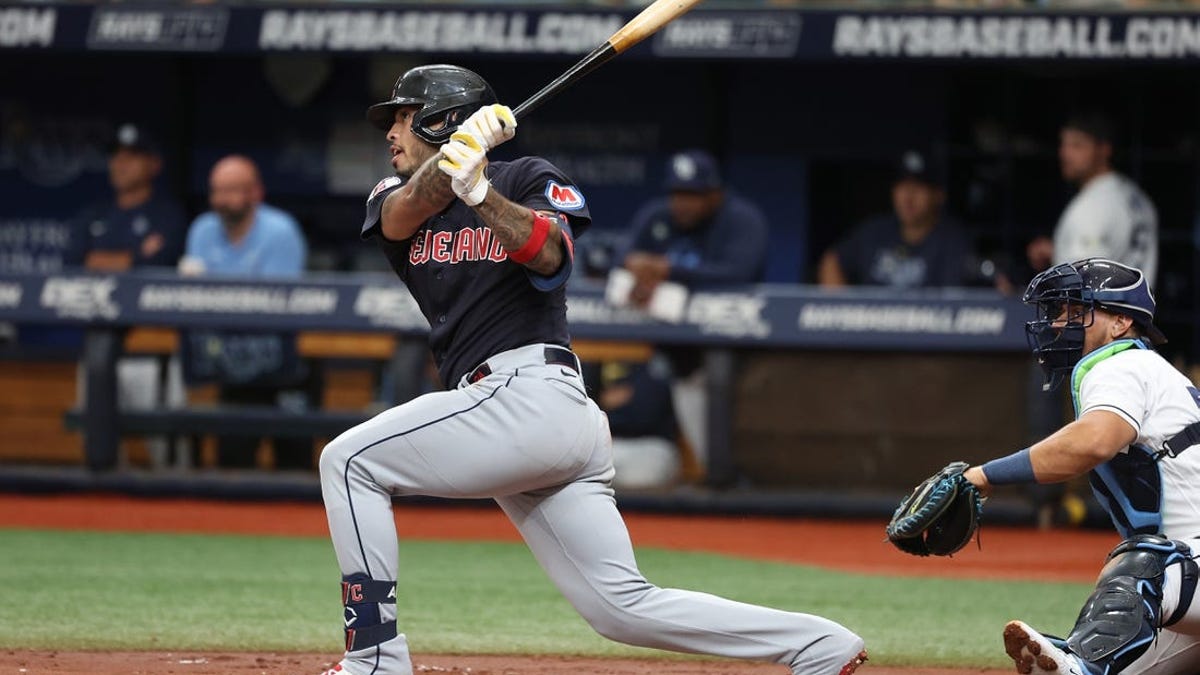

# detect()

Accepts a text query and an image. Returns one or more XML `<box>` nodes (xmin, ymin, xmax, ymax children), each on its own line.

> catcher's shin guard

<box><xmin>1065</xmin><ymin>534</ymin><xmax>1198</xmax><ymax>673</ymax></box>
<box><xmin>341</xmin><ymin>573</ymin><xmax>398</xmax><ymax>652</ymax></box>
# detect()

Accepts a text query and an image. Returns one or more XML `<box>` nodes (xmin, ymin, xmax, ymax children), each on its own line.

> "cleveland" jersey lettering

<box><xmin>408</xmin><ymin>226</ymin><xmax>508</xmax><ymax>266</ymax></box>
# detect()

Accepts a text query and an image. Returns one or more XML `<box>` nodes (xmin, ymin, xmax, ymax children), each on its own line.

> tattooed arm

<box><xmin>379</xmin><ymin>156</ymin><xmax>456</xmax><ymax>241</ymax></box>
<box><xmin>475</xmin><ymin>194</ymin><xmax>564</xmax><ymax>277</ymax></box>
<box><xmin>432</xmin><ymin>129</ymin><xmax>567</xmax><ymax>277</ymax></box>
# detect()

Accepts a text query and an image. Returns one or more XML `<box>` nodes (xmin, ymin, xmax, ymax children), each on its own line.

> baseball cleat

<box><xmin>838</xmin><ymin>650</ymin><xmax>868</xmax><ymax>675</ymax></box>
<box><xmin>1003</xmin><ymin>620</ymin><xmax>1084</xmax><ymax>675</ymax></box>
<box><xmin>317</xmin><ymin>664</ymin><xmax>343</xmax><ymax>675</ymax></box>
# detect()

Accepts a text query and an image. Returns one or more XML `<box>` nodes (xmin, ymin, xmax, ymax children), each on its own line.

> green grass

<box><xmin>0</xmin><ymin>528</ymin><xmax>1090</xmax><ymax>667</ymax></box>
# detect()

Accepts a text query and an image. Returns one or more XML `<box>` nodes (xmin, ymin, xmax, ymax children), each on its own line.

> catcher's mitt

<box><xmin>886</xmin><ymin>461</ymin><xmax>983</xmax><ymax>557</ymax></box>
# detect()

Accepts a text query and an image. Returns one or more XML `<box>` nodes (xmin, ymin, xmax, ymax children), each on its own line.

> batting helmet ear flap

<box><xmin>367</xmin><ymin>64</ymin><xmax>498</xmax><ymax>144</ymax></box>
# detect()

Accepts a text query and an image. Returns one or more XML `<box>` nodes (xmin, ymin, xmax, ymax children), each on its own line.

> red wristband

<box><xmin>507</xmin><ymin>210</ymin><xmax>552</xmax><ymax>264</ymax></box>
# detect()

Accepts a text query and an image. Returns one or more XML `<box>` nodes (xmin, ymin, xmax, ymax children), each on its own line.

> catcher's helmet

<box><xmin>1023</xmin><ymin>257</ymin><xmax>1164</xmax><ymax>389</ymax></box>
<box><xmin>367</xmin><ymin>64</ymin><xmax>497</xmax><ymax>145</ymax></box>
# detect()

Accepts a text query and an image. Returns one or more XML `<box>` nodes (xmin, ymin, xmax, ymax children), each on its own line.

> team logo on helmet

<box><xmin>545</xmin><ymin>181</ymin><xmax>585</xmax><ymax>211</ymax></box>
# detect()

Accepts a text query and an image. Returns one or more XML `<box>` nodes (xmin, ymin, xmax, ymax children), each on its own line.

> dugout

<box><xmin>2</xmin><ymin>3</ymin><xmax>1198</xmax><ymax>509</ymax></box>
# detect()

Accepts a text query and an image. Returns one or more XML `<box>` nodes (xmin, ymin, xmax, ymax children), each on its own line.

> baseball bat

<box><xmin>512</xmin><ymin>0</ymin><xmax>705</xmax><ymax>120</ymax></box>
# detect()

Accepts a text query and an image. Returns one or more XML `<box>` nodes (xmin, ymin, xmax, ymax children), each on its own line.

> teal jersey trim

<box><xmin>1070</xmin><ymin>339</ymin><xmax>1147</xmax><ymax>418</ymax></box>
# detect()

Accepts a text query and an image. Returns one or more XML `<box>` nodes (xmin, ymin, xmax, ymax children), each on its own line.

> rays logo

<box><xmin>545</xmin><ymin>181</ymin><xmax>585</xmax><ymax>211</ymax></box>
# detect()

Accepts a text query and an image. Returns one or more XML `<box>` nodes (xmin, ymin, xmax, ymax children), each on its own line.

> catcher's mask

<box><xmin>1023</xmin><ymin>257</ymin><xmax>1165</xmax><ymax>390</ymax></box>
<box><xmin>367</xmin><ymin>64</ymin><xmax>498</xmax><ymax>145</ymax></box>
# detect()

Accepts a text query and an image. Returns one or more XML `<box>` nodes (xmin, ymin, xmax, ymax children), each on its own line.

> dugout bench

<box><xmin>61</xmin><ymin>327</ymin><xmax>422</xmax><ymax>471</ymax></box>
<box><xmin>59</xmin><ymin>326</ymin><xmax>705</xmax><ymax>477</ymax></box>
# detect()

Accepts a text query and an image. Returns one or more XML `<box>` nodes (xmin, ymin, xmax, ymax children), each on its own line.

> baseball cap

<box><xmin>894</xmin><ymin>149</ymin><xmax>946</xmax><ymax>189</ymax></box>
<box><xmin>107</xmin><ymin>123</ymin><xmax>161</xmax><ymax>155</ymax></box>
<box><xmin>663</xmin><ymin>149</ymin><xmax>722</xmax><ymax>192</ymax></box>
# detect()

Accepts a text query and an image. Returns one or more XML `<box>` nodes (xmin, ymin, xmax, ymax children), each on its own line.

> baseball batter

<box><xmin>315</xmin><ymin>64</ymin><xmax>867</xmax><ymax>675</ymax></box>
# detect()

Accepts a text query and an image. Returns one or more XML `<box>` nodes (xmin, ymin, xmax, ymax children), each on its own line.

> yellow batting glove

<box><xmin>459</xmin><ymin>104</ymin><xmax>516</xmax><ymax>151</ymax></box>
<box><xmin>437</xmin><ymin>131</ymin><xmax>490</xmax><ymax>206</ymax></box>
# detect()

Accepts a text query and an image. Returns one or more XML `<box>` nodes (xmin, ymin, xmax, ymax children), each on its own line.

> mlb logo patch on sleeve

<box><xmin>368</xmin><ymin>176</ymin><xmax>404</xmax><ymax>203</ymax></box>
<box><xmin>545</xmin><ymin>181</ymin><xmax>586</xmax><ymax>211</ymax></box>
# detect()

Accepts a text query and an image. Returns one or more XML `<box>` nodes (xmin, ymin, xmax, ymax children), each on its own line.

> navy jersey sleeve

<box><xmin>140</xmin><ymin>198</ymin><xmax>189</xmax><ymax>268</ymax></box>
<box><xmin>525</xmin><ymin>216</ymin><xmax>575</xmax><ymax>292</ymax></box>
<box><xmin>497</xmin><ymin>157</ymin><xmax>592</xmax><ymax>236</ymax></box>
<box><xmin>926</xmin><ymin>218</ymin><xmax>973</xmax><ymax>287</ymax></box>
<box><xmin>361</xmin><ymin>175</ymin><xmax>412</xmax><ymax>280</ymax></box>
<box><xmin>617</xmin><ymin>199</ymin><xmax>671</xmax><ymax>263</ymax></box>
<box><xmin>67</xmin><ymin>203</ymin><xmax>102</xmax><ymax>265</ymax></box>
<box><xmin>493</xmin><ymin>156</ymin><xmax>591</xmax><ymax>292</ymax></box>
<box><xmin>834</xmin><ymin>214</ymin><xmax>890</xmax><ymax>285</ymax></box>
<box><xmin>668</xmin><ymin>196</ymin><xmax>769</xmax><ymax>285</ymax></box>
<box><xmin>361</xmin><ymin>176</ymin><xmax>407</xmax><ymax>241</ymax></box>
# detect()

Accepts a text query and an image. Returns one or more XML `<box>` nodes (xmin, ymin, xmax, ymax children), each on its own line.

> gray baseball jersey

<box><xmin>317</xmin><ymin>157</ymin><xmax>864</xmax><ymax>675</ymax></box>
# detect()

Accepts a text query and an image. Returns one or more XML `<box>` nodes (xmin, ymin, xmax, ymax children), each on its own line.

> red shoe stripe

<box><xmin>839</xmin><ymin>650</ymin><xmax>868</xmax><ymax>675</ymax></box>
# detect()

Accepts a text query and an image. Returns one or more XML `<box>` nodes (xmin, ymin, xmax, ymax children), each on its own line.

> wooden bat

<box><xmin>512</xmin><ymin>0</ymin><xmax>705</xmax><ymax>120</ymax></box>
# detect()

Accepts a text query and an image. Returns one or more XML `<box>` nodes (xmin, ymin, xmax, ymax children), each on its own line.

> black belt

<box><xmin>467</xmin><ymin>346</ymin><xmax>579</xmax><ymax>384</ymax></box>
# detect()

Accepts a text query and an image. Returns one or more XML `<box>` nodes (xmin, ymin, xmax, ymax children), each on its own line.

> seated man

<box><xmin>609</xmin><ymin>149</ymin><xmax>770</xmax><ymax>483</ymax></box>
<box><xmin>583</xmin><ymin>356</ymin><xmax>680</xmax><ymax>491</ymax></box>
<box><xmin>74</xmin><ymin>123</ymin><xmax>190</xmax><ymax>467</ymax></box>
<box><xmin>619</xmin><ymin>148</ymin><xmax>769</xmax><ymax>298</ymax></box>
<box><xmin>181</xmin><ymin>154</ymin><xmax>313</xmax><ymax>471</ymax></box>
<box><xmin>818</xmin><ymin>150</ymin><xmax>973</xmax><ymax>289</ymax></box>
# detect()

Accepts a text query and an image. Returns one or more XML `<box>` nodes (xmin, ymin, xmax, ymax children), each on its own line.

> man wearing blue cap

<box><xmin>609</xmin><ymin>149</ymin><xmax>770</xmax><ymax>486</ymax></box>
<box><xmin>72</xmin><ymin>122</ymin><xmax>190</xmax><ymax>467</ymax></box>
<box><xmin>817</xmin><ymin>149</ymin><xmax>975</xmax><ymax>289</ymax></box>
<box><xmin>76</xmin><ymin>122</ymin><xmax>188</xmax><ymax>272</ymax></box>
<box><xmin>619</xmin><ymin>149</ymin><xmax>769</xmax><ymax>299</ymax></box>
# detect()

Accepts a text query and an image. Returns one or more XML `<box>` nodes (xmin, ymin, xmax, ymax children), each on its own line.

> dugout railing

<box><xmin>0</xmin><ymin>268</ymin><xmax>1057</xmax><ymax>523</ymax></box>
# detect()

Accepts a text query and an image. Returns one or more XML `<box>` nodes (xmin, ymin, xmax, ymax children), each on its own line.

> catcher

<box><xmin>887</xmin><ymin>258</ymin><xmax>1200</xmax><ymax>675</ymax></box>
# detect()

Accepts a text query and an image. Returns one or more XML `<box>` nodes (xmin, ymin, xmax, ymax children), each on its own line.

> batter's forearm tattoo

<box><xmin>477</xmin><ymin>198</ymin><xmax>562</xmax><ymax>275</ymax></box>
<box><xmin>381</xmin><ymin>161</ymin><xmax>455</xmax><ymax>228</ymax></box>
<box><xmin>409</xmin><ymin>158</ymin><xmax>457</xmax><ymax>207</ymax></box>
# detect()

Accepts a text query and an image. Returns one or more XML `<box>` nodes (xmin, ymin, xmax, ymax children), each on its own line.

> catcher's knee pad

<box><xmin>1066</xmin><ymin>534</ymin><xmax>1198</xmax><ymax>672</ymax></box>
<box><xmin>341</xmin><ymin>573</ymin><xmax>397</xmax><ymax>652</ymax></box>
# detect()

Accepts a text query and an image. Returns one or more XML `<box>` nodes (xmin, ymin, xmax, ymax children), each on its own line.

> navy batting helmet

<box><xmin>367</xmin><ymin>64</ymin><xmax>497</xmax><ymax>145</ymax></box>
<box><xmin>1023</xmin><ymin>257</ymin><xmax>1164</xmax><ymax>390</ymax></box>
